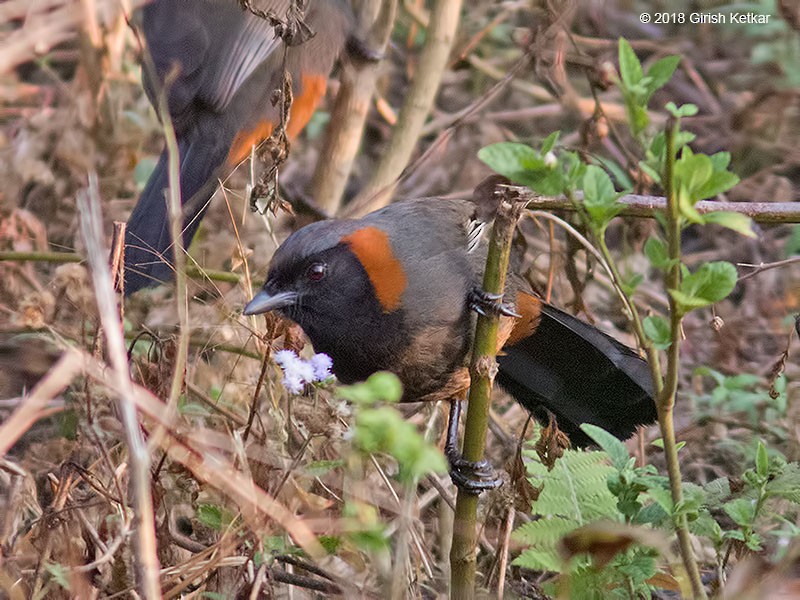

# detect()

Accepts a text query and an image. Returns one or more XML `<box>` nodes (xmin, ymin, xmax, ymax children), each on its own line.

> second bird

<box><xmin>125</xmin><ymin>0</ymin><xmax>352</xmax><ymax>295</ymax></box>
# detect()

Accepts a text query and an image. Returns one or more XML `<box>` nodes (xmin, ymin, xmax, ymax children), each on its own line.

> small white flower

<box><xmin>282</xmin><ymin>374</ymin><xmax>305</xmax><ymax>395</ymax></box>
<box><xmin>544</xmin><ymin>151</ymin><xmax>558</xmax><ymax>167</ymax></box>
<box><xmin>274</xmin><ymin>349</ymin><xmax>299</xmax><ymax>368</ymax></box>
<box><xmin>309</xmin><ymin>353</ymin><xmax>333</xmax><ymax>381</ymax></box>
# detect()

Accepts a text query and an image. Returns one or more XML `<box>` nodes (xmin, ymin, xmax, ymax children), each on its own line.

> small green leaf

<box><xmin>702</xmin><ymin>211</ymin><xmax>756</xmax><ymax>238</ymax></box>
<box><xmin>540</xmin><ymin>131</ymin><xmax>560</xmax><ymax>155</ymax></box>
<box><xmin>695</xmin><ymin>171</ymin><xmax>740</xmax><ymax>200</ymax></box>
<box><xmin>366</xmin><ymin>372</ymin><xmax>403</xmax><ymax>403</ymax></box>
<box><xmin>478</xmin><ymin>143</ymin><xmax>565</xmax><ymax>195</ymax></box>
<box><xmin>665</xmin><ymin>102</ymin><xmax>699</xmax><ymax>118</ymax></box>
<box><xmin>756</xmin><ymin>441</ymin><xmax>769</xmax><ymax>478</ymax></box>
<box><xmin>670</xmin><ymin>261</ymin><xmax>738</xmax><ymax>313</ymax></box>
<box><xmin>644</xmin><ymin>55</ymin><xmax>680</xmax><ymax>98</ymax></box>
<box><xmin>581</xmin><ymin>424</ymin><xmax>630</xmax><ymax>470</ymax></box>
<box><xmin>618</xmin><ymin>38</ymin><xmax>643</xmax><ymax>87</ymax></box>
<box><xmin>723</xmin><ymin>498</ymin><xmax>756</xmax><ymax>527</ymax></box>
<box><xmin>582</xmin><ymin>165</ymin><xmax>623</xmax><ymax>226</ymax></box>
<box><xmin>643</xmin><ymin>315</ymin><xmax>672</xmax><ymax>350</ymax></box>
<box><xmin>644</xmin><ymin>237</ymin><xmax>677</xmax><ymax>270</ymax></box>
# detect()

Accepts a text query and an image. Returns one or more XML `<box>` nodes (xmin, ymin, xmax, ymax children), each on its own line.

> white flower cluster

<box><xmin>273</xmin><ymin>350</ymin><xmax>334</xmax><ymax>394</ymax></box>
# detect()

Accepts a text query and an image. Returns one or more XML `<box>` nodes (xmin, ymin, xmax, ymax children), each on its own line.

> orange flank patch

<box><xmin>225</xmin><ymin>72</ymin><xmax>328</xmax><ymax>166</ymax></box>
<box><xmin>226</xmin><ymin>120</ymin><xmax>274</xmax><ymax>166</ymax></box>
<box><xmin>342</xmin><ymin>227</ymin><xmax>408</xmax><ymax>313</ymax></box>
<box><xmin>286</xmin><ymin>73</ymin><xmax>327</xmax><ymax>139</ymax></box>
<box><xmin>504</xmin><ymin>292</ymin><xmax>542</xmax><ymax>347</ymax></box>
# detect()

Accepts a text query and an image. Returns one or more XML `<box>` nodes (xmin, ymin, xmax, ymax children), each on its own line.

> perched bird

<box><xmin>124</xmin><ymin>0</ymin><xmax>353</xmax><ymax>295</ymax></box>
<box><xmin>243</xmin><ymin>194</ymin><xmax>657</xmax><ymax>489</ymax></box>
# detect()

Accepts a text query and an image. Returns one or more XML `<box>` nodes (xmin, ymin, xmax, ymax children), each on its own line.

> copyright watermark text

<box><xmin>639</xmin><ymin>12</ymin><xmax>770</xmax><ymax>25</ymax></box>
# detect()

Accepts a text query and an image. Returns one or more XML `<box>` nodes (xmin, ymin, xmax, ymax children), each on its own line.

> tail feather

<box><xmin>124</xmin><ymin>132</ymin><xmax>229</xmax><ymax>295</ymax></box>
<box><xmin>497</xmin><ymin>304</ymin><xmax>657</xmax><ymax>446</ymax></box>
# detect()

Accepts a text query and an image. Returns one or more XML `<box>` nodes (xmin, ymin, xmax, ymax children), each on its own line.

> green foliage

<box><xmin>197</xmin><ymin>503</ymin><xmax>237</xmax><ymax>531</ymax></box>
<box><xmin>692</xmin><ymin>368</ymin><xmax>787</xmax><ymax>429</ymax></box>
<box><xmin>669</xmin><ymin>261</ymin><xmax>738</xmax><ymax>315</ymax></box>
<box><xmin>340</xmin><ymin>373</ymin><xmax>447</xmax><ymax>485</ymax></box>
<box><xmin>514</xmin><ymin>430</ymin><xmax>665</xmax><ymax>597</ymax></box>
<box><xmin>513</xmin><ymin>447</ymin><xmax>619</xmax><ymax>571</ymax></box>
<box><xmin>617</xmin><ymin>38</ymin><xmax>680</xmax><ymax>138</ymax></box>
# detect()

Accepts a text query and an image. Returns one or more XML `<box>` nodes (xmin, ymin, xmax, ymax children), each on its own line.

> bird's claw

<box><xmin>446</xmin><ymin>451</ymin><xmax>503</xmax><ymax>494</ymax></box>
<box><xmin>469</xmin><ymin>287</ymin><xmax>520</xmax><ymax>318</ymax></box>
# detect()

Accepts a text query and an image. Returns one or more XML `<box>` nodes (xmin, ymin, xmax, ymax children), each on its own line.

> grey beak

<box><xmin>243</xmin><ymin>289</ymin><xmax>298</xmax><ymax>316</ymax></box>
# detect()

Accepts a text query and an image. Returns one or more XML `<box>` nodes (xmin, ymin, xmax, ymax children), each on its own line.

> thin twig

<box><xmin>77</xmin><ymin>174</ymin><xmax>162</xmax><ymax>599</ymax></box>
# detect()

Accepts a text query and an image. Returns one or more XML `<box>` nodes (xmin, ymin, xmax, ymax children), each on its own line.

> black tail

<box><xmin>124</xmin><ymin>131</ymin><xmax>230</xmax><ymax>295</ymax></box>
<box><xmin>497</xmin><ymin>304</ymin><xmax>657</xmax><ymax>446</ymax></box>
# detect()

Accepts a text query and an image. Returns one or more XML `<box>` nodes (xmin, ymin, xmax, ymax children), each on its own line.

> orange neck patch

<box><xmin>342</xmin><ymin>226</ymin><xmax>407</xmax><ymax>313</ymax></box>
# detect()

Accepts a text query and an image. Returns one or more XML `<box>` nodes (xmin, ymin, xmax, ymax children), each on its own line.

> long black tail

<box><xmin>497</xmin><ymin>304</ymin><xmax>657</xmax><ymax>446</ymax></box>
<box><xmin>124</xmin><ymin>131</ymin><xmax>230</xmax><ymax>295</ymax></box>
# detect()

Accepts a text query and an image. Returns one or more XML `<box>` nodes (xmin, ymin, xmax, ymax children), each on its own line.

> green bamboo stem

<box><xmin>450</xmin><ymin>193</ymin><xmax>525</xmax><ymax>599</ymax></box>
<box><xmin>661</xmin><ymin>119</ymin><xmax>707</xmax><ymax>600</ymax></box>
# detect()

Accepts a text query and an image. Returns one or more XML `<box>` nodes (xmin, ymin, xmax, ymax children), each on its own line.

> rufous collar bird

<box><xmin>124</xmin><ymin>0</ymin><xmax>353</xmax><ymax>295</ymax></box>
<box><xmin>243</xmin><ymin>193</ymin><xmax>657</xmax><ymax>491</ymax></box>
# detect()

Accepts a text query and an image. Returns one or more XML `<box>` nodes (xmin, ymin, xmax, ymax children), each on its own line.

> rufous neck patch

<box><xmin>342</xmin><ymin>226</ymin><xmax>407</xmax><ymax>313</ymax></box>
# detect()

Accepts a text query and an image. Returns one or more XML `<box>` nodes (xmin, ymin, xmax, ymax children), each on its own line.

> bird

<box><xmin>124</xmin><ymin>0</ymin><xmax>353</xmax><ymax>295</ymax></box>
<box><xmin>242</xmin><ymin>192</ymin><xmax>658</xmax><ymax>491</ymax></box>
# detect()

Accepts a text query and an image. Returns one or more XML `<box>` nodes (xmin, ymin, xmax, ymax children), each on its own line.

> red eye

<box><xmin>306</xmin><ymin>263</ymin><xmax>327</xmax><ymax>282</ymax></box>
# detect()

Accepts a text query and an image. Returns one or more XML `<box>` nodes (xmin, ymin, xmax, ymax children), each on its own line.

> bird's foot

<box><xmin>469</xmin><ymin>287</ymin><xmax>520</xmax><ymax>318</ymax></box>
<box><xmin>446</xmin><ymin>450</ymin><xmax>503</xmax><ymax>494</ymax></box>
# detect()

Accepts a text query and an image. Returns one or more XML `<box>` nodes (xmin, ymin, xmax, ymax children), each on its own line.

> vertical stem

<box><xmin>661</xmin><ymin>119</ymin><xmax>707</xmax><ymax>600</ymax></box>
<box><xmin>450</xmin><ymin>194</ymin><xmax>525</xmax><ymax>599</ymax></box>
<box><xmin>349</xmin><ymin>0</ymin><xmax>463</xmax><ymax>215</ymax></box>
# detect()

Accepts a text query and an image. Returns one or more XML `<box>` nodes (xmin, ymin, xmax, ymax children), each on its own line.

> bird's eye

<box><xmin>306</xmin><ymin>262</ymin><xmax>327</xmax><ymax>282</ymax></box>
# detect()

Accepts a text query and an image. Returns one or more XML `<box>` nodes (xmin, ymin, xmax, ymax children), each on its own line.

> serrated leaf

<box><xmin>581</xmin><ymin>424</ymin><xmax>630</xmax><ymax>470</ymax></box>
<box><xmin>643</xmin><ymin>315</ymin><xmax>672</xmax><ymax>350</ymax></box>
<box><xmin>723</xmin><ymin>498</ymin><xmax>756</xmax><ymax>527</ymax></box>
<box><xmin>643</xmin><ymin>236</ymin><xmax>678</xmax><ymax>270</ymax></box>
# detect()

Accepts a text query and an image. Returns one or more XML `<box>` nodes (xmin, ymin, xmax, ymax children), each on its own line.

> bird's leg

<box><xmin>468</xmin><ymin>286</ymin><xmax>520</xmax><ymax>318</ymax></box>
<box><xmin>445</xmin><ymin>399</ymin><xmax>503</xmax><ymax>494</ymax></box>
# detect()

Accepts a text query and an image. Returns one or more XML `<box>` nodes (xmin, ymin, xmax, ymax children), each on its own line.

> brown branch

<box><xmin>521</xmin><ymin>191</ymin><xmax>800</xmax><ymax>224</ymax></box>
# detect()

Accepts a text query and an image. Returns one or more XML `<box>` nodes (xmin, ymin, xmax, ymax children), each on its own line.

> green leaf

<box><xmin>669</xmin><ymin>261</ymin><xmax>738</xmax><ymax>313</ymax></box>
<box><xmin>665</xmin><ymin>102</ymin><xmax>699</xmax><ymax>118</ymax></box>
<box><xmin>644</xmin><ymin>55</ymin><xmax>680</xmax><ymax>98</ymax></box>
<box><xmin>366</xmin><ymin>372</ymin><xmax>403</xmax><ymax>403</ymax></box>
<box><xmin>644</xmin><ymin>236</ymin><xmax>678</xmax><ymax>270</ymax></box>
<box><xmin>643</xmin><ymin>315</ymin><xmax>672</xmax><ymax>350</ymax></box>
<box><xmin>541</xmin><ymin>131</ymin><xmax>560</xmax><ymax>155</ymax></box>
<box><xmin>618</xmin><ymin>38</ymin><xmax>643</xmax><ymax>87</ymax></box>
<box><xmin>756</xmin><ymin>441</ymin><xmax>769</xmax><ymax>478</ymax></box>
<box><xmin>477</xmin><ymin>143</ymin><xmax>565</xmax><ymax>195</ymax></box>
<box><xmin>582</xmin><ymin>165</ymin><xmax>623</xmax><ymax>226</ymax></box>
<box><xmin>581</xmin><ymin>424</ymin><xmax>630</xmax><ymax>470</ymax></box>
<box><xmin>723</xmin><ymin>498</ymin><xmax>756</xmax><ymax>527</ymax></box>
<box><xmin>695</xmin><ymin>171</ymin><xmax>740</xmax><ymax>200</ymax></box>
<box><xmin>702</xmin><ymin>211</ymin><xmax>756</xmax><ymax>238</ymax></box>
<box><xmin>197</xmin><ymin>504</ymin><xmax>235</xmax><ymax>531</ymax></box>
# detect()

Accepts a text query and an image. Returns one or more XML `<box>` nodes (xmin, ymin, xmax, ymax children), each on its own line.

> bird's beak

<box><xmin>243</xmin><ymin>289</ymin><xmax>298</xmax><ymax>316</ymax></box>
